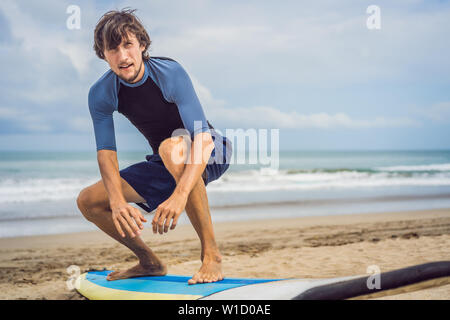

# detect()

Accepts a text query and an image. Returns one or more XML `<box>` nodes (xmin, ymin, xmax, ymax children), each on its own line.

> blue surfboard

<box><xmin>76</xmin><ymin>262</ymin><xmax>450</xmax><ymax>300</ymax></box>
<box><xmin>77</xmin><ymin>270</ymin><xmax>281</xmax><ymax>300</ymax></box>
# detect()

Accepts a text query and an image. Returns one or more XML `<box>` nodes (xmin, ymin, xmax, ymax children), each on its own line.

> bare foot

<box><xmin>188</xmin><ymin>255</ymin><xmax>223</xmax><ymax>285</ymax></box>
<box><xmin>107</xmin><ymin>262</ymin><xmax>167</xmax><ymax>281</ymax></box>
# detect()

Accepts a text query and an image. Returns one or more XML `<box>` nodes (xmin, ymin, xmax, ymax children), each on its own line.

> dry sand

<box><xmin>0</xmin><ymin>208</ymin><xmax>449</xmax><ymax>300</ymax></box>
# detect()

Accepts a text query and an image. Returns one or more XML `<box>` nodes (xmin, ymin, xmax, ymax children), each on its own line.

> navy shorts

<box><xmin>119</xmin><ymin>131</ymin><xmax>232</xmax><ymax>213</ymax></box>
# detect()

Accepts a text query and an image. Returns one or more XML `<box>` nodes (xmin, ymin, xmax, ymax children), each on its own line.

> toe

<box><xmin>188</xmin><ymin>274</ymin><xmax>200</xmax><ymax>285</ymax></box>
<box><xmin>106</xmin><ymin>271</ymin><xmax>117</xmax><ymax>281</ymax></box>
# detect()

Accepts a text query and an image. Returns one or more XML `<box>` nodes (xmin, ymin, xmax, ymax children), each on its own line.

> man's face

<box><xmin>103</xmin><ymin>32</ymin><xmax>145</xmax><ymax>84</ymax></box>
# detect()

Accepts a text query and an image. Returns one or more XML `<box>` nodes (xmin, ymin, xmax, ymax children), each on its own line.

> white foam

<box><xmin>208</xmin><ymin>170</ymin><xmax>450</xmax><ymax>192</ymax></box>
<box><xmin>2</xmin><ymin>167</ymin><xmax>450</xmax><ymax>203</ymax></box>
<box><xmin>0</xmin><ymin>177</ymin><xmax>98</xmax><ymax>203</ymax></box>
<box><xmin>377</xmin><ymin>163</ymin><xmax>450</xmax><ymax>172</ymax></box>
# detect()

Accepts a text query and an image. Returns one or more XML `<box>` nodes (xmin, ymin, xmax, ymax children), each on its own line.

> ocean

<box><xmin>1</xmin><ymin>150</ymin><xmax>450</xmax><ymax>238</ymax></box>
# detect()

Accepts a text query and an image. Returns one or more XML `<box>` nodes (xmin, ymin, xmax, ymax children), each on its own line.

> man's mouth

<box><xmin>119</xmin><ymin>63</ymin><xmax>133</xmax><ymax>70</ymax></box>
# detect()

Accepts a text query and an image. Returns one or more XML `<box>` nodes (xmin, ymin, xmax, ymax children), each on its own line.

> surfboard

<box><xmin>76</xmin><ymin>261</ymin><xmax>450</xmax><ymax>300</ymax></box>
<box><xmin>76</xmin><ymin>270</ymin><xmax>282</xmax><ymax>300</ymax></box>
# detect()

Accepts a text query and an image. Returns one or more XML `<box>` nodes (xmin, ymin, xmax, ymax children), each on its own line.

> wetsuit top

<box><xmin>88</xmin><ymin>56</ymin><xmax>211</xmax><ymax>154</ymax></box>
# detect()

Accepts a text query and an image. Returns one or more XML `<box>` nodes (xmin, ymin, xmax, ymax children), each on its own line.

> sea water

<box><xmin>1</xmin><ymin>150</ymin><xmax>450</xmax><ymax>237</ymax></box>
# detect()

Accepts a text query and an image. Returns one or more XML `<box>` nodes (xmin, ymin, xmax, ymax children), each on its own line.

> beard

<box><xmin>119</xmin><ymin>61</ymin><xmax>143</xmax><ymax>84</ymax></box>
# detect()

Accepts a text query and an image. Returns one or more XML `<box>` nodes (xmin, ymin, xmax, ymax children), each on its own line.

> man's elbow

<box><xmin>97</xmin><ymin>149</ymin><xmax>116</xmax><ymax>159</ymax></box>
<box><xmin>203</xmin><ymin>133</ymin><xmax>215</xmax><ymax>152</ymax></box>
<box><xmin>97</xmin><ymin>149</ymin><xmax>118</xmax><ymax>166</ymax></box>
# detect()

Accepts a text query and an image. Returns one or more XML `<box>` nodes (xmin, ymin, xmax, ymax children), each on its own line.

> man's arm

<box><xmin>176</xmin><ymin>132</ymin><xmax>215</xmax><ymax>196</ymax></box>
<box><xmin>97</xmin><ymin>150</ymin><xmax>147</xmax><ymax>238</ymax></box>
<box><xmin>150</xmin><ymin>59</ymin><xmax>214</xmax><ymax>234</ymax></box>
<box><xmin>97</xmin><ymin>150</ymin><xmax>127</xmax><ymax>206</ymax></box>
<box><xmin>166</xmin><ymin>59</ymin><xmax>214</xmax><ymax>194</ymax></box>
<box><xmin>89</xmin><ymin>81</ymin><xmax>146</xmax><ymax>238</ymax></box>
<box><xmin>152</xmin><ymin>132</ymin><xmax>214</xmax><ymax>234</ymax></box>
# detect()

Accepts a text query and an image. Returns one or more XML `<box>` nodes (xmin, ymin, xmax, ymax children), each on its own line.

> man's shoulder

<box><xmin>89</xmin><ymin>69</ymin><xmax>117</xmax><ymax>96</ymax></box>
<box><xmin>88</xmin><ymin>69</ymin><xmax>118</xmax><ymax>111</ymax></box>
<box><xmin>146</xmin><ymin>56</ymin><xmax>191</xmax><ymax>99</ymax></box>
<box><xmin>147</xmin><ymin>56</ymin><xmax>186</xmax><ymax>75</ymax></box>
<box><xmin>149</xmin><ymin>56</ymin><xmax>177</xmax><ymax>62</ymax></box>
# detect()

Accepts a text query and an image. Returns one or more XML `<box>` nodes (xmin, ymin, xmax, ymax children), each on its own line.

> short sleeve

<box><xmin>168</xmin><ymin>62</ymin><xmax>211</xmax><ymax>139</ymax></box>
<box><xmin>88</xmin><ymin>85</ymin><xmax>117</xmax><ymax>151</ymax></box>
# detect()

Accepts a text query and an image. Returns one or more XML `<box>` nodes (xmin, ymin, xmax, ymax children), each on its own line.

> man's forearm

<box><xmin>97</xmin><ymin>150</ymin><xmax>127</xmax><ymax>206</ymax></box>
<box><xmin>175</xmin><ymin>132</ymin><xmax>214</xmax><ymax>196</ymax></box>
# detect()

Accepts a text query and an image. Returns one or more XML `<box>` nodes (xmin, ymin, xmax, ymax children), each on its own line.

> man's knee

<box><xmin>159</xmin><ymin>136</ymin><xmax>188</xmax><ymax>167</ymax></box>
<box><xmin>76</xmin><ymin>188</ymin><xmax>92</xmax><ymax>219</ymax></box>
<box><xmin>76</xmin><ymin>187</ymin><xmax>107</xmax><ymax>221</ymax></box>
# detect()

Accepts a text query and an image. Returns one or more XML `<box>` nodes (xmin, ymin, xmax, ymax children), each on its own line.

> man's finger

<box><xmin>130</xmin><ymin>209</ymin><xmax>144</xmax><ymax>230</ymax></box>
<box><xmin>138</xmin><ymin>211</ymin><xmax>147</xmax><ymax>224</ymax></box>
<box><xmin>113</xmin><ymin>216</ymin><xmax>125</xmax><ymax>237</ymax></box>
<box><xmin>118</xmin><ymin>215</ymin><xmax>135</xmax><ymax>238</ymax></box>
<box><xmin>158</xmin><ymin>210</ymin><xmax>167</xmax><ymax>234</ymax></box>
<box><xmin>170</xmin><ymin>214</ymin><xmax>180</xmax><ymax>230</ymax></box>
<box><xmin>164</xmin><ymin>212</ymin><xmax>174</xmax><ymax>233</ymax></box>
<box><xmin>134</xmin><ymin>208</ymin><xmax>146</xmax><ymax>223</ymax></box>
<box><xmin>152</xmin><ymin>207</ymin><xmax>162</xmax><ymax>234</ymax></box>
<box><xmin>123</xmin><ymin>210</ymin><xmax>141</xmax><ymax>235</ymax></box>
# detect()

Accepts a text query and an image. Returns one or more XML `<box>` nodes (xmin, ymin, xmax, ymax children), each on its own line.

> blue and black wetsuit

<box><xmin>88</xmin><ymin>57</ymin><xmax>232</xmax><ymax>212</ymax></box>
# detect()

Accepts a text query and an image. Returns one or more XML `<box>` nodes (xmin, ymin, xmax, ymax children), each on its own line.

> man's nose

<box><xmin>117</xmin><ymin>46</ymin><xmax>128</xmax><ymax>61</ymax></box>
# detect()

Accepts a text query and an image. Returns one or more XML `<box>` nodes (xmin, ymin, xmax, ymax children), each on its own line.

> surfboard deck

<box><xmin>76</xmin><ymin>262</ymin><xmax>450</xmax><ymax>300</ymax></box>
<box><xmin>76</xmin><ymin>270</ymin><xmax>282</xmax><ymax>300</ymax></box>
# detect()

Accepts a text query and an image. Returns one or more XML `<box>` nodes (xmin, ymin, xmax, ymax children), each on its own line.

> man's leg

<box><xmin>159</xmin><ymin>136</ymin><xmax>223</xmax><ymax>284</ymax></box>
<box><xmin>77</xmin><ymin>178</ymin><xmax>167</xmax><ymax>280</ymax></box>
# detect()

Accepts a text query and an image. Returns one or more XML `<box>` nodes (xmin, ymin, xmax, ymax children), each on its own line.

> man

<box><xmin>76</xmin><ymin>9</ymin><xmax>232</xmax><ymax>285</ymax></box>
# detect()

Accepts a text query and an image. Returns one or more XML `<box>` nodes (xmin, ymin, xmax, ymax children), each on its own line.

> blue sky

<box><xmin>0</xmin><ymin>0</ymin><xmax>449</xmax><ymax>151</ymax></box>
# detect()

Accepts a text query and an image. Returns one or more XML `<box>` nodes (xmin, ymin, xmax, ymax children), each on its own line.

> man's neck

<box><xmin>127</xmin><ymin>60</ymin><xmax>146</xmax><ymax>84</ymax></box>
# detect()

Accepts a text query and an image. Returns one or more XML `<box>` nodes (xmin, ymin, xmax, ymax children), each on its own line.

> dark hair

<box><xmin>93</xmin><ymin>8</ymin><xmax>151</xmax><ymax>60</ymax></box>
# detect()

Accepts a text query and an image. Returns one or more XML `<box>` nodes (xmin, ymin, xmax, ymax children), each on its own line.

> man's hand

<box><xmin>111</xmin><ymin>202</ymin><xmax>147</xmax><ymax>238</ymax></box>
<box><xmin>152</xmin><ymin>192</ymin><xmax>188</xmax><ymax>234</ymax></box>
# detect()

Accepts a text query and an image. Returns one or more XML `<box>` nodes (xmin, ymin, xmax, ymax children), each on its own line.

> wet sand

<box><xmin>0</xmin><ymin>207</ymin><xmax>449</xmax><ymax>300</ymax></box>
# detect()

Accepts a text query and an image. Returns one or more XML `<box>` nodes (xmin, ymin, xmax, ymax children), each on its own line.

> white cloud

<box><xmin>150</xmin><ymin>1</ymin><xmax>450</xmax><ymax>87</ymax></box>
<box><xmin>0</xmin><ymin>107</ymin><xmax>52</xmax><ymax>133</ymax></box>
<box><xmin>1</xmin><ymin>0</ymin><xmax>95</xmax><ymax>77</ymax></box>
<box><xmin>414</xmin><ymin>101</ymin><xmax>450</xmax><ymax>123</ymax></box>
<box><xmin>0</xmin><ymin>0</ymin><xmax>447</xmax><ymax>148</ymax></box>
<box><xmin>58</xmin><ymin>42</ymin><xmax>94</xmax><ymax>76</ymax></box>
<box><xmin>209</xmin><ymin>105</ymin><xmax>421</xmax><ymax>129</ymax></box>
<box><xmin>192</xmin><ymin>76</ymin><xmax>420</xmax><ymax>129</ymax></box>
<box><xmin>68</xmin><ymin>116</ymin><xmax>92</xmax><ymax>133</ymax></box>
<box><xmin>0</xmin><ymin>107</ymin><xmax>21</xmax><ymax>118</ymax></box>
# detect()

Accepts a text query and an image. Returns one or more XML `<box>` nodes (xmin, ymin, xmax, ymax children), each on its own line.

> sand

<box><xmin>0</xmin><ymin>207</ymin><xmax>449</xmax><ymax>300</ymax></box>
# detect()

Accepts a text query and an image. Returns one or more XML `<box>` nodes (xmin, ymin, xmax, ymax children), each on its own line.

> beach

<box><xmin>1</xmin><ymin>0</ymin><xmax>449</xmax><ymax>303</ymax></box>
<box><xmin>0</xmin><ymin>207</ymin><xmax>449</xmax><ymax>300</ymax></box>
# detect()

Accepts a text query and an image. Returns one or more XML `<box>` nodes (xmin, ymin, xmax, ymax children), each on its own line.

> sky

<box><xmin>0</xmin><ymin>0</ymin><xmax>449</xmax><ymax>151</ymax></box>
